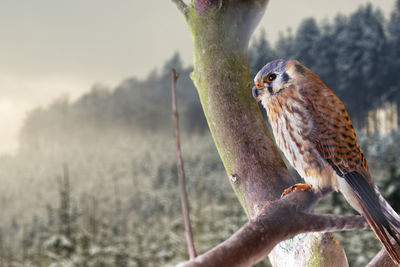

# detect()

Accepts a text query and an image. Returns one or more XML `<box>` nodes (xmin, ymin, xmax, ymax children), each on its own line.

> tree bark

<box><xmin>177</xmin><ymin>191</ymin><xmax>368</xmax><ymax>267</ymax></box>
<box><xmin>367</xmin><ymin>239</ymin><xmax>400</xmax><ymax>267</ymax></box>
<box><xmin>184</xmin><ymin>0</ymin><xmax>291</xmax><ymax>221</ymax></box>
<box><xmin>173</xmin><ymin>0</ymin><xmax>349</xmax><ymax>265</ymax></box>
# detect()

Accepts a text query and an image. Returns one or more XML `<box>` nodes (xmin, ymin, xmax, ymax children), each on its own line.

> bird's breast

<box><xmin>265</xmin><ymin>89</ymin><xmax>337</xmax><ymax>190</ymax></box>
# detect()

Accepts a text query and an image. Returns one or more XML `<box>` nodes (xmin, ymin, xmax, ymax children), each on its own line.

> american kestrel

<box><xmin>252</xmin><ymin>59</ymin><xmax>400</xmax><ymax>265</ymax></box>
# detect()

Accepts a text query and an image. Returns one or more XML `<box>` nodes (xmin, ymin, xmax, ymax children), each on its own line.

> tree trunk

<box><xmin>174</xmin><ymin>0</ymin><xmax>348</xmax><ymax>265</ymax></box>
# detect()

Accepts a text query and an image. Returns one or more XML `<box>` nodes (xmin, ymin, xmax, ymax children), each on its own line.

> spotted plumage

<box><xmin>253</xmin><ymin>59</ymin><xmax>400</xmax><ymax>265</ymax></box>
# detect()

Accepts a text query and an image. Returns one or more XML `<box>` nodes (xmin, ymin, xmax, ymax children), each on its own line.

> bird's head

<box><xmin>252</xmin><ymin>59</ymin><xmax>305</xmax><ymax>102</ymax></box>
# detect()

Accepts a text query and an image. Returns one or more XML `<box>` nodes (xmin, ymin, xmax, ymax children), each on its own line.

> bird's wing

<box><xmin>299</xmin><ymin>81</ymin><xmax>400</xmax><ymax>264</ymax></box>
<box><xmin>299</xmin><ymin>81</ymin><xmax>368</xmax><ymax>177</ymax></box>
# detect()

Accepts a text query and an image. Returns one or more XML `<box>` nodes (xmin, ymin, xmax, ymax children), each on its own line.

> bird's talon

<box><xmin>281</xmin><ymin>183</ymin><xmax>313</xmax><ymax>198</ymax></box>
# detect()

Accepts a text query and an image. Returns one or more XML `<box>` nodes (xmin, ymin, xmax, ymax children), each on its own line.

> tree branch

<box><xmin>173</xmin><ymin>0</ymin><xmax>351</xmax><ymax>265</ymax></box>
<box><xmin>172</xmin><ymin>0</ymin><xmax>189</xmax><ymax>16</ymax></box>
<box><xmin>300</xmin><ymin>213</ymin><xmax>368</xmax><ymax>232</ymax></box>
<box><xmin>177</xmin><ymin>191</ymin><xmax>369</xmax><ymax>267</ymax></box>
<box><xmin>171</xmin><ymin>68</ymin><xmax>197</xmax><ymax>259</ymax></box>
<box><xmin>193</xmin><ymin>0</ymin><xmax>222</xmax><ymax>15</ymax></box>
<box><xmin>367</xmin><ymin>239</ymin><xmax>400</xmax><ymax>267</ymax></box>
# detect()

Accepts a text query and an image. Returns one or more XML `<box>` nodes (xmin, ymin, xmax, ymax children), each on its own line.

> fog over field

<box><xmin>0</xmin><ymin>1</ymin><xmax>399</xmax><ymax>266</ymax></box>
<box><xmin>0</xmin><ymin>0</ymin><xmax>395</xmax><ymax>155</ymax></box>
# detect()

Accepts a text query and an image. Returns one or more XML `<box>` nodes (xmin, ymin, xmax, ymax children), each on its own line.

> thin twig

<box><xmin>172</xmin><ymin>0</ymin><xmax>189</xmax><ymax>16</ymax></box>
<box><xmin>171</xmin><ymin>68</ymin><xmax>197</xmax><ymax>259</ymax></box>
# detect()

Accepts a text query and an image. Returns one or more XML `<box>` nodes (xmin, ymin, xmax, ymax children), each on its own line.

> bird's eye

<box><xmin>265</xmin><ymin>73</ymin><xmax>277</xmax><ymax>82</ymax></box>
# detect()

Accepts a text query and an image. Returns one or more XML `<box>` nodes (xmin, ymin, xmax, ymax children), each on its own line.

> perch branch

<box><xmin>172</xmin><ymin>0</ymin><xmax>351</xmax><ymax>266</ymax></box>
<box><xmin>177</xmin><ymin>190</ymin><xmax>369</xmax><ymax>267</ymax></box>
<box><xmin>367</xmin><ymin>239</ymin><xmax>400</xmax><ymax>267</ymax></box>
<box><xmin>300</xmin><ymin>213</ymin><xmax>368</xmax><ymax>232</ymax></box>
<box><xmin>171</xmin><ymin>68</ymin><xmax>197</xmax><ymax>259</ymax></box>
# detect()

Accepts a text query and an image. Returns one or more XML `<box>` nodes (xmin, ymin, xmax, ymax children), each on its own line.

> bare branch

<box><xmin>193</xmin><ymin>0</ymin><xmax>222</xmax><ymax>15</ymax></box>
<box><xmin>171</xmin><ymin>68</ymin><xmax>197</xmax><ymax>259</ymax></box>
<box><xmin>177</xmin><ymin>191</ymin><xmax>369</xmax><ymax>267</ymax></box>
<box><xmin>172</xmin><ymin>0</ymin><xmax>189</xmax><ymax>16</ymax></box>
<box><xmin>300</xmin><ymin>213</ymin><xmax>369</xmax><ymax>232</ymax></box>
<box><xmin>367</xmin><ymin>239</ymin><xmax>400</xmax><ymax>267</ymax></box>
<box><xmin>173</xmin><ymin>0</ymin><xmax>351</xmax><ymax>265</ymax></box>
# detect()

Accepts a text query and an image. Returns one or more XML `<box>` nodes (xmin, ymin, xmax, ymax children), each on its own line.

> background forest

<box><xmin>1</xmin><ymin>2</ymin><xmax>400</xmax><ymax>267</ymax></box>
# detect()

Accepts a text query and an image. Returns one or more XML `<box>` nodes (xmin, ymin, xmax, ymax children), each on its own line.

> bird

<box><xmin>252</xmin><ymin>59</ymin><xmax>400</xmax><ymax>265</ymax></box>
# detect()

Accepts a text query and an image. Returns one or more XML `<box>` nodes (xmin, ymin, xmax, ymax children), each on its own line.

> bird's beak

<box><xmin>252</xmin><ymin>86</ymin><xmax>262</xmax><ymax>101</ymax></box>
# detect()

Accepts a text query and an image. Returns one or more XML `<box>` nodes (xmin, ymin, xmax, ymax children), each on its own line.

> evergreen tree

<box><xmin>292</xmin><ymin>18</ymin><xmax>321</xmax><ymax>69</ymax></box>
<box><xmin>46</xmin><ymin>204</ymin><xmax>54</xmax><ymax>230</ymax></box>
<box><xmin>274</xmin><ymin>28</ymin><xmax>295</xmax><ymax>59</ymax></box>
<box><xmin>249</xmin><ymin>29</ymin><xmax>276</xmax><ymax>77</ymax></box>
<box><xmin>58</xmin><ymin>165</ymin><xmax>72</xmax><ymax>240</ymax></box>
<box><xmin>2</xmin><ymin>3</ymin><xmax>400</xmax><ymax>266</ymax></box>
<box><xmin>162</xmin><ymin>51</ymin><xmax>184</xmax><ymax>76</ymax></box>
<box><xmin>335</xmin><ymin>4</ymin><xmax>386</xmax><ymax>123</ymax></box>
<box><xmin>318</xmin><ymin>15</ymin><xmax>348</xmax><ymax>91</ymax></box>
<box><xmin>386</xmin><ymin>0</ymin><xmax>400</xmax><ymax>104</ymax></box>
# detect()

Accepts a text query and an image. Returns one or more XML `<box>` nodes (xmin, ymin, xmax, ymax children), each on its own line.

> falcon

<box><xmin>252</xmin><ymin>59</ymin><xmax>400</xmax><ymax>265</ymax></box>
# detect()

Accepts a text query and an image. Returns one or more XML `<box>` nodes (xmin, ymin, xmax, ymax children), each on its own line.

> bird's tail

<box><xmin>341</xmin><ymin>171</ymin><xmax>400</xmax><ymax>265</ymax></box>
<box><xmin>374</xmin><ymin>184</ymin><xmax>400</xmax><ymax>234</ymax></box>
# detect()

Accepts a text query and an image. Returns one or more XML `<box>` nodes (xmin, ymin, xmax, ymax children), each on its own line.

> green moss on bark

<box><xmin>176</xmin><ymin>1</ymin><xmax>349</xmax><ymax>266</ymax></box>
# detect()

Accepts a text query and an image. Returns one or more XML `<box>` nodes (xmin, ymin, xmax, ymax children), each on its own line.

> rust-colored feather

<box><xmin>257</xmin><ymin>60</ymin><xmax>400</xmax><ymax>265</ymax></box>
<box><xmin>296</xmin><ymin>67</ymin><xmax>400</xmax><ymax>265</ymax></box>
<box><xmin>298</xmin><ymin>74</ymin><xmax>369</xmax><ymax>177</ymax></box>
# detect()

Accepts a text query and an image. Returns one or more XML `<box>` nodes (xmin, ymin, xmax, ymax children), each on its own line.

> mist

<box><xmin>0</xmin><ymin>1</ymin><xmax>400</xmax><ymax>266</ymax></box>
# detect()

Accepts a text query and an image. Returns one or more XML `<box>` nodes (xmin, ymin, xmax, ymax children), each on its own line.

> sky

<box><xmin>0</xmin><ymin>0</ymin><xmax>396</xmax><ymax>155</ymax></box>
